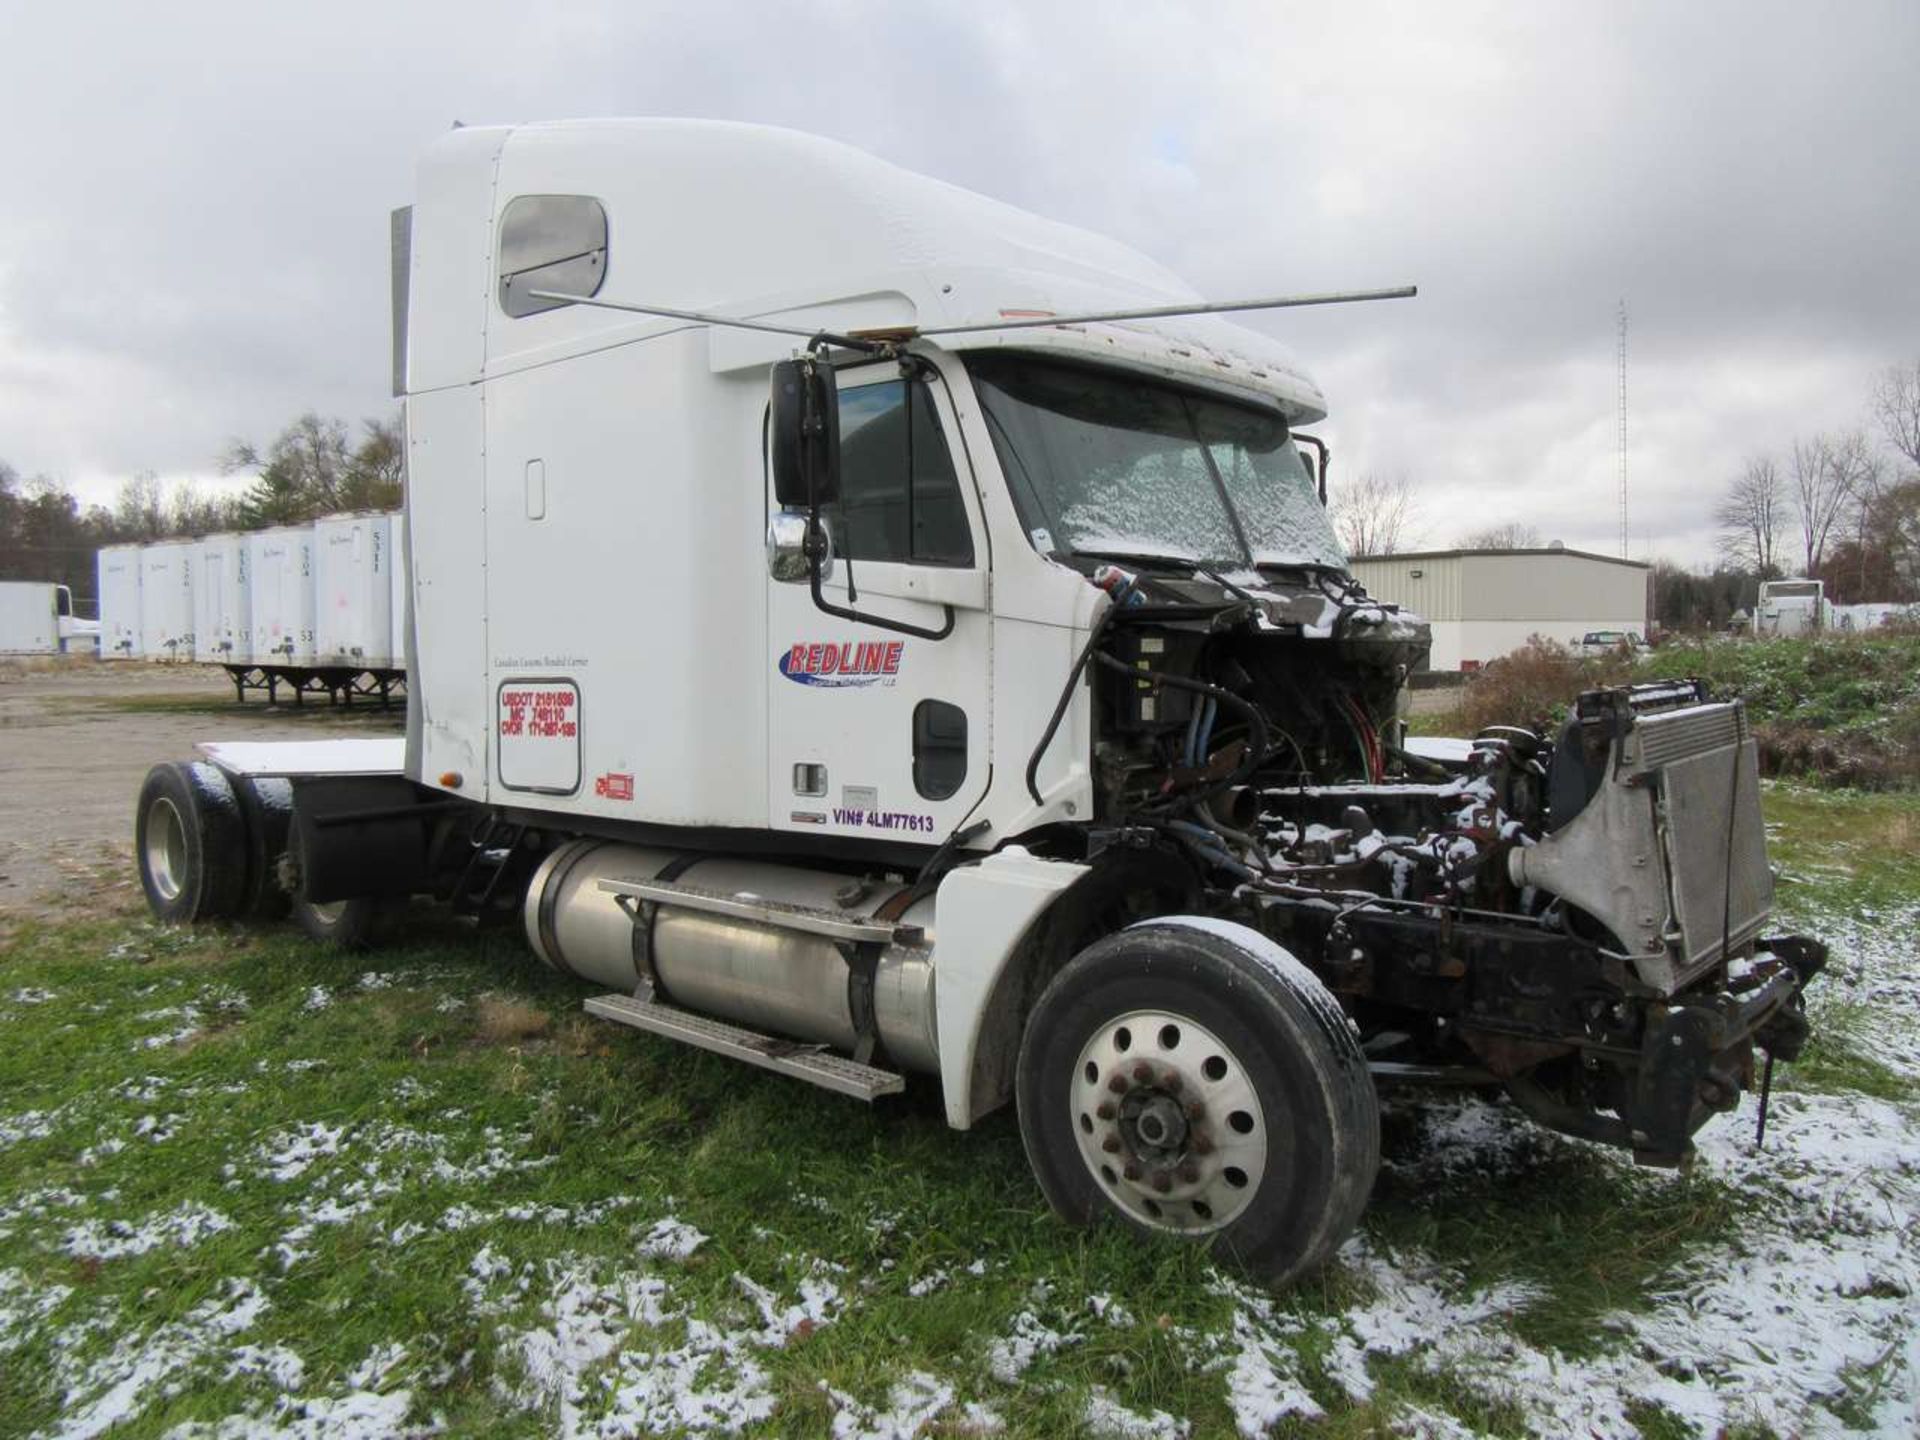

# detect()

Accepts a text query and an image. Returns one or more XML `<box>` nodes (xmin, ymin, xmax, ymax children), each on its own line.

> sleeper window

<box><xmin>497</xmin><ymin>195</ymin><xmax>608</xmax><ymax>318</ymax></box>
<box><xmin>826</xmin><ymin>380</ymin><xmax>973</xmax><ymax>567</ymax></box>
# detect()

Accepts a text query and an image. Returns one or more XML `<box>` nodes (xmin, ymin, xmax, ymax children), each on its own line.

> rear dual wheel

<box><xmin>137</xmin><ymin>763</ymin><xmax>371</xmax><ymax>944</ymax></box>
<box><xmin>1016</xmin><ymin>919</ymin><xmax>1379</xmax><ymax>1288</ymax></box>
<box><xmin>136</xmin><ymin>762</ymin><xmax>248</xmax><ymax>922</ymax></box>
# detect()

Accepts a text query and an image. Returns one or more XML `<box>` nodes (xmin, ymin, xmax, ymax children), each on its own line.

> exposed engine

<box><xmin>1072</xmin><ymin>562</ymin><xmax>1822</xmax><ymax>1165</ymax></box>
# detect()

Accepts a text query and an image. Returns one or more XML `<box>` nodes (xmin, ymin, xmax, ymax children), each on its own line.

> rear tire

<box><xmin>285</xmin><ymin>822</ymin><xmax>380</xmax><ymax>950</ymax></box>
<box><xmin>135</xmin><ymin>762</ymin><xmax>247</xmax><ymax>922</ymax></box>
<box><xmin>234</xmin><ymin>776</ymin><xmax>293</xmax><ymax>920</ymax></box>
<box><xmin>290</xmin><ymin>895</ymin><xmax>381</xmax><ymax>950</ymax></box>
<box><xmin>1016</xmin><ymin>918</ymin><xmax>1378</xmax><ymax>1288</ymax></box>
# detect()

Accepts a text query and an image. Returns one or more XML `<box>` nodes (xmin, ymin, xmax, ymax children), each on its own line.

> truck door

<box><xmin>767</xmin><ymin>359</ymin><xmax>992</xmax><ymax>845</ymax></box>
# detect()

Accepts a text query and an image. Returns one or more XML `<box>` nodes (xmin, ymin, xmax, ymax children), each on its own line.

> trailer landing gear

<box><xmin>1016</xmin><ymin>919</ymin><xmax>1380</xmax><ymax>1288</ymax></box>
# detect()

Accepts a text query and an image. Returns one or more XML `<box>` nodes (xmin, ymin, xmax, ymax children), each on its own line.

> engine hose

<box><xmin>1091</xmin><ymin>653</ymin><xmax>1270</xmax><ymax>819</ymax></box>
<box><xmin>1168</xmin><ymin>821</ymin><xmax>1262</xmax><ymax>882</ymax></box>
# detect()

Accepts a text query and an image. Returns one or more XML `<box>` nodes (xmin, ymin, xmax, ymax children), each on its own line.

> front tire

<box><xmin>1016</xmin><ymin>918</ymin><xmax>1379</xmax><ymax>1288</ymax></box>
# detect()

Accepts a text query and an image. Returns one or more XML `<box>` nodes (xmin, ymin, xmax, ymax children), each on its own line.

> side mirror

<box><xmin>766</xmin><ymin>510</ymin><xmax>835</xmax><ymax>584</ymax></box>
<box><xmin>770</xmin><ymin>358</ymin><xmax>842</xmax><ymax>509</ymax></box>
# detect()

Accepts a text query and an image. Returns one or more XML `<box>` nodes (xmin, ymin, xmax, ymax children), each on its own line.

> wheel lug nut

<box><xmin>1163</xmin><ymin>1073</ymin><xmax>1183</xmax><ymax>1094</ymax></box>
<box><xmin>1178</xmin><ymin>1163</ymin><xmax>1200</xmax><ymax>1184</ymax></box>
<box><xmin>1187</xmin><ymin>1101</ymin><xmax>1206</xmax><ymax>1121</ymax></box>
<box><xmin>1107</xmin><ymin>1074</ymin><xmax>1129</xmax><ymax>1094</ymax></box>
<box><xmin>1192</xmin><ymin>1134</ymin><xmax>1214</xmax><ymax>1156</ymax></box>
<box><xmin>1096</xmin><ymin>1102</ymin><xmax>1116</xmax><ymax>1120</ymax></box>
<box><xmin>1101</xmin><ymin>1136</ymin><xmax>1121</xmax><ymax>1154</ymax></box>
<box><xmin>1122</xmin><ymin>1162</ymin><xmax>1141</xmax><ymax>1181</ymax></box>
<box><xmin>1151</xmin><ymin>1171</ymin><xmax>1172</xmax><ymax>1194</ymax></box>
<box><xmin>1132</xmin><ymin>1063</ymin><xmax>1152</xmax><ymax>1083</ymax></box>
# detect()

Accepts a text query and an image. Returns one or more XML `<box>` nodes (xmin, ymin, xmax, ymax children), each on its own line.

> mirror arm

<box><xmin>804</xmin><ymin>518</ymin><xmax>956</xmax><ymax>641</ymax></box>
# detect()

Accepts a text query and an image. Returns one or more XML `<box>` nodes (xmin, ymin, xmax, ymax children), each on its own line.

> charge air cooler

<box><xmin>1511</xmin><ymin>687</ymin><xmax>1772</xmax><ymax>994</ymax></box>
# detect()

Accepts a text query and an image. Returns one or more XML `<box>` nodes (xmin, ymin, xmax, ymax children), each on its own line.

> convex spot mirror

<box><xmin>767</xmin><ymin>511</ymin><xmax>835</xmax><ymax>584</ymax></box>
<box><xmin>770</xmin><ymin>358</ymin><xmax>843</xmax><ymax>509</ymax></box>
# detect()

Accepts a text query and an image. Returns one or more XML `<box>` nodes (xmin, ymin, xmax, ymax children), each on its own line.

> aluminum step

<box><xmin>584</xmin><ymin>992</ymin><xmax>906</xmax><ymax>1102</ymax></box>
<box><xmin>596</xmin><ymin>876</ymin><xmax>921</xmax><ymax>945</ymax></box>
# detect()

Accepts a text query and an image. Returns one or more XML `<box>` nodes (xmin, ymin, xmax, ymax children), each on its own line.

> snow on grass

<box><xmin>634</xmin><ymin>1216</ymin><xmax>707</xmax><ymax>1261</ymax></box>
<box><xmin>1793</xmin><ymin>899</ymin><xmax>1920</xmax><ymax>1080</ymax></box>
<box><xmin>45</xmin><ymin>1279</ymin><xmax>268</xmax><ymax>1440</ymax></box>
<box><xmin>1253</xmin><ymin>1088</ymin><xmax>1920</xmax><ymax>1437</ymax></box>
<box><xmin>507</xmin><ymin>1260</ymin><xmax>777</xmax><ymax>1435</ymax></box>
<box><xmin>165</xmin><ymin>1387</ymin><xmax>416</xmax><ymax>1439</ymax></box>
<box><xmin>984</xmin><ymin>1294</ymin><xmax>1081</xmax><ymax>1383</ymax></box>
<box><xmin>63</xmin><ymin>1200</ymin><xmax>234</xmax><ymax>1260</ymax></box>
<box><xmin>1082</xmin><ymin>1386</ymin><xmax>1190</xmax><ymax>1440</ymax></box>
<box><xmin>822</xmin><ymin>1371</ymin><xmax>956</xmax><ymax>1439</ymax></box>
<box><xmin>254</xmin><ymin>1122</ymin><xmax>349</xmax><ymax>1182</ymax></box>
<box><xmin>0</xmin><ymin>1107</ymin><xmax>63</xmax><ymax>1148</ymax></box>
<box><xmin>1</xmin><ymin>1266</ymin><xmax>72</xmax><ymax>1352</ymax></box>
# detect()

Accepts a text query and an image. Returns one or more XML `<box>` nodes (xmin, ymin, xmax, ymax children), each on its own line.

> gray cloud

<box><xmin>2</xmin><ymin>0</ymin><xmax>1913</xmax><ymax>563</ymax></box>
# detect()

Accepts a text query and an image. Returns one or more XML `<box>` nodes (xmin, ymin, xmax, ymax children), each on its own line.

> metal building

<box><xmin>1350</xmin><ymin>546</ymin><xmax>1651</xmax><ymax>671</ymax></box>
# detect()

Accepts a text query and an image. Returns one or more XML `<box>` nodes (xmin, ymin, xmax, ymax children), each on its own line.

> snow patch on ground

<box><xmin>63</xmin><ymin>1201</ymin><xmax>234</xmax><ymax>1260</ymax></box>
<box><xmin>823</xmin><ymin>1371</ymin><xmax>955</xmax><ymax>1439</ymax></box>
<box><xmin>985</xmin><ymin>1303</ymin><xmax>1080</xmax><ymax>1383</ymax></box>
<box><xmin>1790</xmin><ymin>899</ymin><xmax>1920</xmax><ymax>1080</ymax></box>
<box><xmin>44</xmin><ymin>1279</ymin><xmax>268</xmax><ymax>1440</ymax></box>
<box><xmin>1082</xmin><ymin>1386</ymin><xmax>1190</xmax><ymax>1439</ymax></box>
<box><xmin>635</xmin><ymin>1216</ymin><xmax>707</xmax><ymax>1261</ymax></box>
<box><xmin>254</xmin><ymin>1122</ymin><xmax>349</xmax><ymax>1182</ymax></box>
<box><xmin>1238</xmin><ymin>1088</ymin><xmax>1920</xmax><ymax>1437</ymax></box>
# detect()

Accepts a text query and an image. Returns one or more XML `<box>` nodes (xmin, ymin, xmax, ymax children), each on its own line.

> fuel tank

<box><xmin>523</xmin><ymin>839</ymin><xmax>939</xmax><ymax>1074</ymax></box>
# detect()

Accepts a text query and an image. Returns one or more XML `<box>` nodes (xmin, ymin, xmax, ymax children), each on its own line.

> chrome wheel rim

<box><xmin>1070</xmin><ymin>1009</ymin><xmax>1267</xmax><ymax>1234</ymax></box>
<box><xmin>144</xmin><ymin>796</ymin><xmax>189</xmax><ymax>902</ymax></box>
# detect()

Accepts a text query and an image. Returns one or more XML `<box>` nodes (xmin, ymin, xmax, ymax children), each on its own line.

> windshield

<box><xmin>968</xmin><ymin>353</ymin><xmax>1347</xmax><ymax>570</ymax></box>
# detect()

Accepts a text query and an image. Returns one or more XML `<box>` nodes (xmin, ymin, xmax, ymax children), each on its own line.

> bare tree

<box><xmin>1330</xmin><ymin>471</ymin><xmax>1421</xmax><ymax>556</ymax></box>
<box><xmin>223</xmin><ymin>413</ymin><xmax>351</xmax><ymax>526</ymax></box>
<box><xmin>1714</xmin><ymin>456</ymin><xmax>1785</xmax><ymax>576</ymax></box>
<box><xmin>1458</xmin><ymin>520</ymin><xmax>1543</xmax><ymax>550</ymax></box>
<box><xmin>113</xmin><ymin>472</ymin><xmax>169</xmax><ymax>541</ymax></box>
<box><xmin>1790</xmin><ymin>434</ymin><xmax>1860</xmax><ymax>575</ymax></box>
<box><xmin>339</xmin><ymin>415</ymin><xmax>406</xmax><ymax>512</ymax></box>
<box><xmin>1871</xmin><ymin>358</ymin><xmax>1920</xmax><ymax>470</ymax></box>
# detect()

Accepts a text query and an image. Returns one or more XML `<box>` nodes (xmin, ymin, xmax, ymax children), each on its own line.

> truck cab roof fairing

<box><xmin>409</xmin><ymin>118</ymin><xmax>1324</xmax><ymax>421</ymax></box>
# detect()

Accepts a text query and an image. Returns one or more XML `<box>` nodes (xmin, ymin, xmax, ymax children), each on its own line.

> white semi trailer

<box><xmin>137</xmin><ymin>540</ymin><xmax>196</xmax><ymax>661</ymax></box>
<box><xmin>133</xmin><ymin>120</ymin><xmax>1822</xmax><ymax>1285</ymax></box>
<box><xmin>311</xmin><ymin>511</ymin><xmax>400</xmax><ymax>704</ymax></box>
<box><xmin>193</xmin><ymin>533</ymin><xmax>251</xmax><ymax>665</ymax></box>
<box><xmin>98</xmin><ymin>545</ymin><xmax>143</xmax><ymax>657</ymax></box>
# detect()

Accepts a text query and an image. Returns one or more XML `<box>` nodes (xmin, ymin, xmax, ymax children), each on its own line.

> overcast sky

<box><xmin>3</xmin><ymin>0</ymin><xmax>1914</xmax><ymax>564</ymax></box>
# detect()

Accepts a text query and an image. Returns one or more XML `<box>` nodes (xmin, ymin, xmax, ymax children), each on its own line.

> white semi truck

<box><xmin>0</xmin><ymin>580</ymin><xmax>98</xmax><ymax>654</ymax></box>
<box><xmin>133</xmin><ymin>120</ymin><xmax>1822</xmax><ymax>1285</ymax></box>
<box><xmin>1753</xmin><ymin>577</ymin><xmax>1828</xmax><ymax>637</ymax></box>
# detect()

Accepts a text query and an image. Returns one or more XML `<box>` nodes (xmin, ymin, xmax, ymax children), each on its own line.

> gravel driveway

<box><xmin>0</xmin><ymin>659</ymin><xmax>399</xmax><ymax>915</ymax></box>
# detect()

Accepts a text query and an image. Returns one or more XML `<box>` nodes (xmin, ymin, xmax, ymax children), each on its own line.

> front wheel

<box><xmin>1015</xmin><ymin>918</ymin><xmax>1379</xmax><ymax>1287</ymax></box>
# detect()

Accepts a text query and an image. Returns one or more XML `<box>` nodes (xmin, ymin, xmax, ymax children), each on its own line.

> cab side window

<box><xmin>827</xmin><ymin>380</ymin><xmax>974</xmax><ymax>567</ymax></box>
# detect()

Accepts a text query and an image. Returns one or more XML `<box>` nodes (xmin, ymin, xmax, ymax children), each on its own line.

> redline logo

<box><xmin>778</xmin><ymin>639</ymin><xmax>905</xmax><ymax>687</ymax></box>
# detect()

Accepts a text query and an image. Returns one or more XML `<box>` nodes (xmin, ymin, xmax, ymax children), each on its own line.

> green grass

<box><xmin>0</xmin><ymin>780</ymin><xmax>1913</xmax><ymax>1435</ymax></box>
<box><xmin>1412</xmin><ymin>630</ymin><xmax>1920</xmax><ymax>789</ymax></box>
